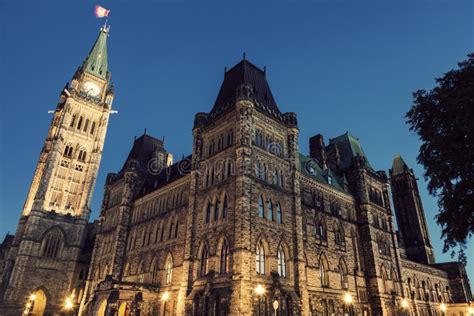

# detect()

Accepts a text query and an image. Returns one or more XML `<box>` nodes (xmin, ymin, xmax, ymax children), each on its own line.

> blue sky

<box><xmin>1</xmin><ymin>1</ymin><xmax>472</xmax><ymax>285</ymax></box>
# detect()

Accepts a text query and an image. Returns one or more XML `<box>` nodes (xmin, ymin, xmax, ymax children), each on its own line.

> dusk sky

<box><xmin>1</xmin><ymin>1</ymin><xmax>472</xmax><ymax>285</ymax></box>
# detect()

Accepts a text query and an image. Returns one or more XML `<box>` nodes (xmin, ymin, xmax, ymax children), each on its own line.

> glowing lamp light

<box><xmin>29</xmin><ymin>294</ymin><xmax>36</xmax><ymax>301</ymax></box>
<box><xmin>343</xmin><ymin>292</ymin><xmax>353</xmax><ymax>304</ymax></box>
<box><xmin>23</xmin><ymin>310</ymin><xmax>28</xmax><ymax>315</ymax></box>
<box><xmin>161</xmin><ymin>291</ymin><xmax>170</xmax><ymax>301</ymax></box>
<box><xmin>255</xmin><ymin>284</ymin><xmax>266</xmax><ymax>296</ymax></box>
<box><xmin>26</xmin><ymin>302</ymin><xmax>32</xmax><ymax>308</ymax></box>
<box><xmin>440</xmin><ymin>303</ymin><xmax>447</xmax><ymax>312</ymax></box>
<box><xmin>64</xmin><ymin>297</ymin><xmax>73</xmax><ymax>310</ymax></box>
<box><xmin>401</xmin><ymin>299</ymin><xmax>409</xmax><ymax>309</ymax></box>
<box><xmin>467</xmin><ymin>306</ymin><xmax>474</xmax><ymax>315</ymax></box>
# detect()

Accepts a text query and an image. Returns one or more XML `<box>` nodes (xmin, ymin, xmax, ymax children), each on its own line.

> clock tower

<box><xmin>1</xmin><ymin>26</ymin><xmax>113</xmax><ymax>315</ymax></box>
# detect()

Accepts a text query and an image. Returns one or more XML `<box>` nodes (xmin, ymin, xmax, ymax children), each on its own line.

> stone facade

<box><xmin>0</xmin><ymin>28</ymin><xmax>472</xmax><ymax>316</ymax></box>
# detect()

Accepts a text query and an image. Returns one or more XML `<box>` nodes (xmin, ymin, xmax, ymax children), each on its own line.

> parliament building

<box><xmin>0</xmin><ymin>27</ymin><xmax>472</xmax><ymax>316</ymax></box>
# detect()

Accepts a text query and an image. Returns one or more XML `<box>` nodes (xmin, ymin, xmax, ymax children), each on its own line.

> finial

<box><xmin>224</xmin><ymin>67</ymin><xmax>227</xmax><ymax>76</ymax></box>
<box><xmin>264</xmin><ymin>66</ymin><xmax>266</xmax><ymax>76</ymax></box>
<box><xmin>243</xmin><ymin>52</ymin><xmax>246</xmax><ymax>60</ymax></box>
<box><xmin>144</xmin><ymin>128</ymin><xmax>147</xmax><ymax>135</ymax></box>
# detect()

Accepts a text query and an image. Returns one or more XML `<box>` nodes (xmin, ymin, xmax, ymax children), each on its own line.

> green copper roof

<box><xmin>84</xmin><ymin>27</ymin><xmax>109</xmax><ymax>80</ymax></box>
<box><xmin>298</xmin><ymin>153</ymin><xmax>347</xmax><ymax>192</ymax></box>
<box><xmin>391</xmin><ymin>154</ymin><xmax>409</xmax><ymax>175</ymax></box>
<box><xmin>329</xmin><ymin>132</ymin><xmax>373</xmax><ymax>170</ymax></box>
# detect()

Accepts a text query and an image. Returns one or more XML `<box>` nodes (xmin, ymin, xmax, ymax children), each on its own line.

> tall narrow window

<box><xmin>258</xmin><ymin>195</ymin><xmax>264</xmax><ymax>218</ymax></box>
<box><xmin>70</xmin><ymin>114</ymin><xmax>76</xmax><ymax>127</ymax></box>
<box><xmin>220</xmin><ymin>240</ymin><xmax>229</xmax><ymax>274</ymax></box>
<box><xmin>276</xmin><ymin>203</ymin><xmax>282</xmax><ymax>224</ymax></box>
<box><xmin>77</xmin><ymin>116</ymin><xmax>83</xmax><ymax>130</ymax></box>
<box><xmin>90</xmin><ymin>121</ymin><xmax>96</xmax><ymax>135</ymax></box>
<box><xmin>42</xmin><ymin>229</ymin><xmax>62</xmax><ymax>258</ymax></box>
<box><xmin>320</xmin><ymin>259</ymin><xmax>328</xmax><ymax>287</ymax></box>
<box><xmin>83</xmin><ymin>119</ymin><xmax>89</xmax><ymax>132</ymax></box>
<box><xmin>78</xmin><ymin>149</ymin><xmax>87</xmax><ymax>162</ymax></box>
<box><xmin>277</xmin><ymin>246</ymin><xmax>286</xmax><ymax>277</ymax></box>
<box><xmin>267</xmin><ymin>199</ymin><xmax>274</xmax><ymax>221</ymax></box>
<box><xmin>165</xmin><ymin>256</ymin><xmax>173</xmax><ymax>285</ymax></box>
<box><xmin>214</xmin><ymin>199</ymin><xmax>220</xmax><ymax>222</ymax></box>
<box><xmin>200</xmin><ymin>245</ymin><xmax>209</xmax><ymax>277</ymax></box>
<box><xmin>168</xmin><ymin>222</ymin><xmax>174</xmax><ymax>240</ymax></box>
<box><xmin>64</xmin><ymin>145</ymin><xmax>73</xmax><ymax>158</ymax></box>
<box><xmin>339</xmin><ymin>260</ymin><xmax>348</xmax><ymax>288</ymax></box>
<box><xmin>256</xmin><ymin>242</ymin><xmax>265</xmax><ymax>275</ymax></box>
<box><xmin>205</xmin><ymin>201</ymin><xmax>212</xmax><ymax>223</ymax></box>
<box><xmin>222</xmin><ymin>196</ymin><xmax>228</xmax><ymax>218</ymax></box>
<box><xmin>151</xmin><ymin>259</ymin><xmax>159</xmax><ymax>284</ymax></box>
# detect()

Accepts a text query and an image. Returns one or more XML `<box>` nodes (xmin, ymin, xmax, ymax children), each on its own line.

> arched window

<box><xmin>214</xmin><ymin>199</ymin><xmax>220</xmax><ymax>222</ymax></box>
<box><xmin>267</xmin><ymin>199</ymin><xmax>274</xmax><ymax>221</ymax></box>
<box><xmin>256</xmin><ymin>241</ymin><xmax>265</xmax><ymax>275</ymax></box>
<box><xmin>205</xmin><ymin>201</ymin><xmax>212</xmax><ymax>224</ymax></box>
<box><xmin>174</xmin><ymin>219</ymin><xmax>179</xmax><ymax>239</ymax></box>
<box><xmin>70</xmin><ymin>114</ymin><xmax>76</xmax><ymax>127</ymax></box>
<box><xmin>151</xmin><ymin>258</ymin><xmax>159</xmax><ymax>284</ymax></box>
<box><xmin>90</xmin><ymin>121</ymin><xmax>96</xmax><ymax>135</ymax></box>
<box><xmin>83</xmin><ymin>119</ymin><xmax>89</xmax><ymax>132</ymax></box>
<box><xmin>276</xmin><ymin>203</ymin><xmax>282</xmax><ymax>224</ymax></box>
<box><xmin>222</xmin><ymin>196</ymin><xmax>228</xmax><ymax>218</ymax></box>
<box><xmin>315</xmin><ymin>218</ymin><xmax>327</xmax><ymax>241</ymax></box>
<box><xmin>168</xmin><ymin>222</ymin><xmax>174</xmax><ymax>240</ymax></box>
<box><xmin>381</xmin><ymin>265</ymin><xmax>389</xmax><ymax>293</ymax></box>
<box><xmin>77</xmin><ymin>116</ymin><xmax>83</xmax><ymax>130</ymax></box>
<box><xmin>64</xmin><ymin>145</ymin><xmax>73</xmax><ymax>158</ymax></box>
<box><xmin>42</xmin><ymin>229</ymin><xmax>63</xmax><ymax>258</ymax></box>
<box><xmin>277</xmin><ymin>246</ymin><xmax>286</xmax><ymax>277</ymax></box>
<box><xmin>256</xmin><ymin>161</ymin><xmax>262</xmax><ymax>179</ymax></box>
<box><xmin>165</xmin><ymin>255</ymin><xmax>173</xmax><ymax>285</ymax></box>
<box><xmin>334</xmin><ymin>222</ymin><xmax>344</xmax><ymax>245</ymax></box>
<box><xmin>319</xmin><ymin>256</ymin><xmax>329</xmax><ymax>287</ymax></box>
<box><xmin>78</xmin><ymin>148</ymin><xmax>87</xmax><ymax>162</ymax></box>
<box><xmin>258</xmin><ymin>195</ymin><xmax>264</xmax><ymax>218</ymax></box>
<box><xmin>339</xmin><ymin>259</ymin><xmax>348</xmax><ymax>289</ymax></box>
<box><xmin>220</xmin><ymin>240</ymin><xmax>230</xmax><ymax>274</ymax></box>
<box><xmin>200</xmin><ymin>245</ymin><xmax>209</xmax><ymax>277</ymax></box>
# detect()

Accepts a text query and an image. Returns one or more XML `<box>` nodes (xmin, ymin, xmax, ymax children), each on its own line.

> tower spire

<box><xmin>83</xmin><ymin>26</ymin><xmax>110</xmax><ymax>80</ymax></box>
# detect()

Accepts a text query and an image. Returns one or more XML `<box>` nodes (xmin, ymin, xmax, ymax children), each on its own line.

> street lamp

<box><xmin>29</xmin><ymin>294</ymin><xmax>36</xmax><ymax>301</ymax></box>
<box><xmin>439</xmin><ymin>303</ymin><xmax>447</xmax><ymax>314</ymax></box>
<box><xmin>401</xmin><ymin>299</ymin><xmax>409</xmax><ymax>309</ymax></box>
<box><xmin>272</xmin><ymin>299</ymin><xmax>279</xmax><ymax>316</ymax></box>
<box><xmin>467</xmin><ymin>306</ymin><xmax>474</xmax><ymax>315</ymax></box>
<box><xmin>255</xmin><ymin>284</ymin><xmax>266</xmax><ymax>296</ymax></box>
<box><xmin>161</xmin><ymin>291</ymin><xmax>170</xmax><ymax>316</ymax></box>
<box><xmin>343</xmin><ymin>293</ymin><xmax>353</xmax><ymax>316</ymax></box>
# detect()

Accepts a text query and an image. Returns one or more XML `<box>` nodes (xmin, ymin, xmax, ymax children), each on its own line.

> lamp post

<box><xmin>343</xmin><ymin>292</ymin><xmax>353</xmax><ymax>316</ymax></box>
<box><xmin>255</xmin><ymin>285</ymin><xmax>266</xmax><ymax>316</ymax></box>
<box><xmin>272</xmin><ymin>298</ymin><xmax>279</xmax><ymax>316</ymax></box>
<box><xmin>161</xmin><ymin>291</ymin><xmax>169</xmax><ymax>316</ymax></box>
<box><xmin>400</xmin><ymin>298</ymin><xmax>409</xmax><ymax>316</ymax></box>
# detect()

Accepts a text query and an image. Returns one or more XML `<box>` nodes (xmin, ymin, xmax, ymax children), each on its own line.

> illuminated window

<box><xmin>256</xmin><ymin>242</ymin><xmax>265</xmax><ymax>274</ymax></box>
<box><xmin>277</xmin><ymin>246</ymin><xmax>286</xmax><ymax>277</ymax></box>
<box><xmin>220</xmin><ymin>240</ymin><xmax>230</xmax><ymax>274</ymax></box>
<box><xmin>165</xmin><ymin>255</ymin><xmax>173</xmax><ymax>285</ymax></box>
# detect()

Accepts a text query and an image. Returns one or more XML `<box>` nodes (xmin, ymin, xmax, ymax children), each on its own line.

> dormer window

<box><xmin>327</xmin><ymin>176</ymin><xmax>333</xmax><ymax>185</ymax></box>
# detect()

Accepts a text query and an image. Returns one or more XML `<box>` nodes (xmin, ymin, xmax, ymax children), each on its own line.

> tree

<box><xmin>406</xmin><ymin>53</ymin><xmax>474</xmax><ymax>262</ymax></box>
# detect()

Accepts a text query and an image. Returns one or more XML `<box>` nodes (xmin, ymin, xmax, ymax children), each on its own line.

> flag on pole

<box><xmin>95</xmin><ymin>5</ymin><xmax>110</xmax><ymax>18</ymax></box>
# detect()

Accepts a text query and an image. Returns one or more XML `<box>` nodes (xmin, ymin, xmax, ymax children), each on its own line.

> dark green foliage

<box><xmin>406</xmin><ymin>53</ymin><xmax>474</xmax><ymax>262</ymax></box>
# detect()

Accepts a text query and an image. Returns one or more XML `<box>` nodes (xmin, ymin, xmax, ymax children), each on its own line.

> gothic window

<box><xmin>334</xmin><ymin>222</ymin><xmax>345</xmax><ymax>245</ymax></box>
<box><xmin>64</xmin><ymin>145</ymin><xmax>73</xmax><ymax>158</ymax></box>
<box><xmin>214</xmin><ymin>199</ymin><xmax>220</xmax><ymax>222</ymax></box>
<box><xmin>256</xmin><ymin>161</ymin><xmax>262</xmax><ymax>179</ymax></box>
<box><xmin>165</xmin><ymin>255</ymin><xmax>173</xmax><ymax>285</ymax></box>
<box><xmin>205</xmin><ymin>200</ymin><xmax>212</xmax><ymax>224</ymax></box>
<box><xmin>276</xmin><ymin>203</ymin><xmax>282</xmax><ymax>224</ymax></box>
<box><xmin>339</xmin><ymin>259</ymin><xmax>348</xmax><ymax>289</ymax></box>
<box><xmin>41</xmin><ymin>229</ymin><xmax>63</xmax><ymax>258</ymax></box>
<box><xmin>174</xmin><ymin>219</ymin><xmax>179</xmax><ymax>239</ymax></box>
<box><xmin>226</xmin><ymin>160</ymin><xmax>233</xmax><ymax>178</ymax></box>
<box><xmin>168</xmin><ymin>222</ymin><xmax>174</xmax><ymax>240</ymax></box>
<box><xmin>319</xmin><ymin>256</ymin><xmax>329</xmax><ymax>287</ymax></box>
<box><xmin>256</xmin><ymin>241</ymin><xmax>266</xmax><ymax>275</ymax></box>
<box><xmin>77</xmin><ymin>116</ymin><xmax>83</xmax><ymax>130</ymax></box>
<box><xmin>200</xmin><ymin>244</ymin><xmax>209</xmax><ymax>277</ymax></box>
<box><xmin>263</xmin><ymin>163</ymin><xmax>267</xmax><ymax>181</ymax></box>
<box><xmin>315</xmin><ymin>218</ymin><xmax>327</xmax><ymax>241</ymax></box>
<box><xmin>258</xmin><ymin>195</ymin><xmax>265</xmax><ymax>218</ymax></box>
<box><xmin>78</xmin><ymin>149</ymin><xmax>87</xmax><ymax>162</ymax></box>
<box><xmin>222</xmin><ymin>195</ymin><xmax>228</xmax><ymax>218</ymax></box>
<box><xmin>83</xmin><ymin>119</ymin><xmax>89</xmax><ymax>132</ymax></box>
<box><xmin>70</xmin><ymin>114</ymin><xmax>76</xmax><ymax>127</ymax></box>
<box><xmin>381</xmin><ymin>265</ymin><xmax>389</xmax><ymax>293</ymax></box>
<box><xmin>90</xmin><ymin>121</ymin><xmax>96</xmax><ymax>135</ymax></box>
<box><xmin>151</xmin><ymin>258</ymin><xmax>159</xmax><ymax>284</ymax></box>
<box><xmin>220</xmin><ymin>239</ymin><xmax>230</xmax><ymax>274</ymax></box>
<box><xmin>267</xmin><ymin>199</ymin><xmax>274</xmax><ymax>221</ymax></box>
<box><xmin>277</xmin><ymin>246</ymin><xmax>287</xmax><ymax>277</ymax></box>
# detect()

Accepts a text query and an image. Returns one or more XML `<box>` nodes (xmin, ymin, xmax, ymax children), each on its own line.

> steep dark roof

<box><xmin>121</xmin><ymin>134</ymin><xmax>164</xmax><ymax>172</ymax></box>
<box><xmin>299</xmin><ymin>153</ymin><xmax>348</xmax><ymax>192</ymax></box>
<box><xmin>328</xmin><ymin>132</ymin><xmax>373</xmax><ymax>170</ymax></box>
<box><xmin>391</xmin><ymin>154</ymin><xmax>409</xmax><ymax>175</ymax></box>
<box><xmin>210</xmin><ymin>59</ymin><xmax>281</xmax><ymax>116</ymax></box>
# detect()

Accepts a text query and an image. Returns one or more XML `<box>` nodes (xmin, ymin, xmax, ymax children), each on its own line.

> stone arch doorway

<box><xmin>118</xmin><ymin>302</ymin><xmax>130</xmax><ymax>316</ymax></box>
<box><xmin>31</xmin><ymin>289</ymin><xmax>47</xmax><ymax>316</ymax></box>
<box><xmin>97</xmin><ymin>299</ymin><xmax>107</xmax><ymax>316</ymax></box>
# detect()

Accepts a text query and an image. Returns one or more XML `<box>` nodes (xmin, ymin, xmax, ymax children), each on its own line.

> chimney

<box><xmin>309</xmin><ymin>134</ymin><xmax>327</xmax><ymax>169</ymax></box>
<box><xmin>326</xmin><ymin>143</ymin><xmax>341</xmax><ymax>172</ymax></box>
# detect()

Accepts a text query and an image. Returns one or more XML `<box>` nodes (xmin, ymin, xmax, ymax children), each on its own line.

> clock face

<box><xmin>83</xmin><ymin>81</ymin><xmax>100</xmax><ymax>97</ymax></box>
